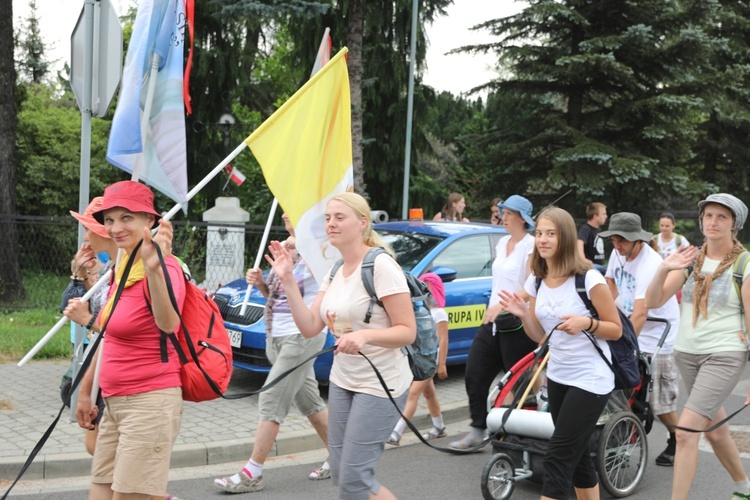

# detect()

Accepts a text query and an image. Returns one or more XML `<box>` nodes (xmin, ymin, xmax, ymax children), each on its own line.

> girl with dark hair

<box><xmin>651</xmin><ymin>212</ymin><xmax>690</xmax><ymax>259</ymax></box>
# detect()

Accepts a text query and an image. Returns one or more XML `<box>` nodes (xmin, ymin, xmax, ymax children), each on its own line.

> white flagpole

<box><xmin>18</xmin><ymin>142</ymin><xmax>249</xmax><ymax>366</ymax></box>
<box><xmin>239</xmin><ymin>198</ymin><xmax>279</xmax><ymax>316</ymax></box>
<box><xmin>17</xmin><ymin>271</ymin><xmax>110</xmax><ymax>367</ymax></box>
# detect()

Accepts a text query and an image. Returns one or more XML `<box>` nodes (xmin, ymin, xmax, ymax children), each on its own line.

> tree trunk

<box><xmin>347</xmin><ymin>0</ymin><xmax>366</xmax><ymax>194</ymax></box>
<box><xmin>0</xmin><ymin>0</ymin><xmax>26</xmax><ymax>302</ymax></box>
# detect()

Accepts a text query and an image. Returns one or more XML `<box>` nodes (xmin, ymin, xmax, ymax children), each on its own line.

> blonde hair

<box><xmin>530</xmin><ymin>207</ymin><xmax>591</xmax><ymax>278</ymax></box>
<box><xmin>329</xmin><ymin>192</ymin><xmax>396</xmax><ymax>259</ymax></box>
<box><xmin>586</xmin><ymin>202</ymin><xmax>606</xmax><ymax>220</ymax></box>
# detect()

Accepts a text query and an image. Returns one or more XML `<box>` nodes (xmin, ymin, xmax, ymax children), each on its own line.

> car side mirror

<box><xmin>431</xmin><ymin>266</ymin><xmax>457</xmax><ymax>283</ymax></box>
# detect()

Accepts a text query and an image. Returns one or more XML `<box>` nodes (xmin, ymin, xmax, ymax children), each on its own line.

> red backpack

<box><xmin>144</xmin><ymin>249</ymin><xmax>233</xmax><ymax>402</ymax></box>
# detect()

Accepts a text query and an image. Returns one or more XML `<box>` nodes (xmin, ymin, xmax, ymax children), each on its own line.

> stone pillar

<box><xmin>202</xmin><ymin>197</ymin><xmax>250</xmax><ymax>290</ymax></box>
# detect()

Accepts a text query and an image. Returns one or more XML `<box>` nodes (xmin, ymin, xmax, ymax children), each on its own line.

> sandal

<box><xmin>309</xmin><ymin>466</ymin><xmax>331</xmax><ymax>480</ymax></box>
<box><xmin>386</xmin><ymin>433</ymin><xmax>401</xmax><ymax>446</ymax></box>
<box><xmin>421</xmin><ymin>426</ymin><xmax>447</xmax><ymax>441</ymax></box>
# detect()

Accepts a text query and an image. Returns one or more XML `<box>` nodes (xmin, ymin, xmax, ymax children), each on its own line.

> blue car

<box><xmin>212</xmin><ymin>221</ymin><xmax>507</xmax><ymax>381</ymax></box>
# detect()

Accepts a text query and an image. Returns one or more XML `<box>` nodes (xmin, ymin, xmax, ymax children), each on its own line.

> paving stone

<box><xmin>0</xmin><ymin>359</ymin><xmax>472</xmax><ymax>480</ymax></box>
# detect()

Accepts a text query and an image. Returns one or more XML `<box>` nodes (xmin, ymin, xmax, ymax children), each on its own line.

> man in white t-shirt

<box><xmin>601</xmin><ymin>212</ymin><xmax>681</xmax><ymax>467</ymax></box>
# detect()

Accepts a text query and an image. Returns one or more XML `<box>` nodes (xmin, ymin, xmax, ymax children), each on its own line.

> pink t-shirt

<box><xmin>99</xmin><ymin>256</ymin><xmax>186</xmax><ymax>398</ymax></box>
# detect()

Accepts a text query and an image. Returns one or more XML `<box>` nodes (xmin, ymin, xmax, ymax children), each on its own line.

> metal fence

<box><xmin>0</xmin><ymin>215</ymin><xmax>287</xmax><ymax>310</ymax></box>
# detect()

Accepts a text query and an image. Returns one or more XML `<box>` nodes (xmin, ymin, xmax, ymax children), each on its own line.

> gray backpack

<box><xmin>329</xmin><ymin>247</ymin><xmax>439</xmax><ymax>381</ymax></box>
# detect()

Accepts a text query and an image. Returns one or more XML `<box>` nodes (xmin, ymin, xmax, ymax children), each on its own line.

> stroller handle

<box><xmin>644</xmin><ymin>316</ymin><xmax>671</xmax><ymax>358</ymax></box>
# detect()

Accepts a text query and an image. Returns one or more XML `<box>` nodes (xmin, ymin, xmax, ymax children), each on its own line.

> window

<box><xmin>428</xmin><ymin>235</ymin><xmax>493</xmax><ymax>279</ymax></box>
<box><xmin>378</xmin><ymin>231</ymin><xmax>444</xmax><ymax>272</ymax></box>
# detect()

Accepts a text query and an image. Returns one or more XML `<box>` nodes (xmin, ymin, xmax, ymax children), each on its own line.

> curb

<box><xmin>0</xmin><ymin>400</ymin><xmax>469</xmax><ymax>481</ymax></box>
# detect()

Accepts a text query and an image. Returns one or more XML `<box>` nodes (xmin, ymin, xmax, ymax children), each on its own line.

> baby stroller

<box><xmin>480</xmin><ymin>318</ymin><xmax>671</xmax><ymax>500</ymax></box>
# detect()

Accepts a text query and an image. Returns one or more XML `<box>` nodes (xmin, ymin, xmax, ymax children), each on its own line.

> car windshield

<box><xmin>376</xmin><ymin>230</ymin><xmax>444</xmax><ymax>271</ymax></box>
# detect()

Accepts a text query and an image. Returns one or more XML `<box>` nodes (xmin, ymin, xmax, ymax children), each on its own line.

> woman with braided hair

<box><xmin>646</xmin><ymin>193</ymin><xmax>750</xmax><ymax>500</ymax></box>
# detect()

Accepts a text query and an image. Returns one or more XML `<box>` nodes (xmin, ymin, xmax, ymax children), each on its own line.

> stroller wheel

<box><xmin>481</xmin><ymin>453</ymin><xmax>515</xmax><ymax>500</ymax></box>
<box><xmin>597</xmin><ymin>411</ymin><xmax>648</xmax><ymax>497</ymax></box>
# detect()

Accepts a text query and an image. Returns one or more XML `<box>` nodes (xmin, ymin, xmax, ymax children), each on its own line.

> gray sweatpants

<box><xmin>327</xmin><ymin>383</ymin><xmax>407</xmax><ymax>500</ymax></box>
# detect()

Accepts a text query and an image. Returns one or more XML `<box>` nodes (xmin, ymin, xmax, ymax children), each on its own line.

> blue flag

<box><xmin>106</xmin><ymin>0</ymin><xmax>188</xmax><ymax>207</ymax></box>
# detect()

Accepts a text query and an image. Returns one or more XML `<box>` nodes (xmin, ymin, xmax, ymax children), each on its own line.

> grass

<box><xmin>0</xmin><ymin>308</ymin><xmax>72</xmax><ymax>363</ymax></box>
<box><xmin>0</xmin><ymin>270</ymin><xmax>73</xmax><ymax>363</ymax></box>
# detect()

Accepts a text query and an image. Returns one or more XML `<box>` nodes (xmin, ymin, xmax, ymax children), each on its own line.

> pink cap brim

<box><xmin>70</xmin><ymin>210</ymin><xmax>111</xmax><ymax>239</ymax></box>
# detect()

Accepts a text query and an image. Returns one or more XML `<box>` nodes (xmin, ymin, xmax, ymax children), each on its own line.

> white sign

<box><xmin>70</xmin><ymin>0</ymin><xmax>122</xmax><ymax>117</ymax></box>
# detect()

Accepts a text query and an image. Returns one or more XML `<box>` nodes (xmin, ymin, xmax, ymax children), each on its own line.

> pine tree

<box><xmin>16</xmin><ymin>0</ymin><xmax>50</xmax><ymax>84</ymax></box>
<box><xmin>462</xmin><ymin>0</ymin><xmax>716</xmax><ymax>213</ymax></box>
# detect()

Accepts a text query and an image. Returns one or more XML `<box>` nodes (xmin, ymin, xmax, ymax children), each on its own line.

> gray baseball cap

<box><xmin>697</xmin><ymin>193</ymin><xmax>748</xmax><ymax>232</ymax></box>
<box><xmin>599</xmin><ymin>213</ymin><xmax>653</xmax><ymax>242</ymax></box>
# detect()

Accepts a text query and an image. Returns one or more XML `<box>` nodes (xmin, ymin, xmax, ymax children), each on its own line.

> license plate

<box><xmin>227</xmin><ymin>329</ymin><xmax>242</xmax><ymax>348</ymax></box>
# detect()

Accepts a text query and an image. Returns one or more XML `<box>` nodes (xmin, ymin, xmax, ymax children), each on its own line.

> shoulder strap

<box><xmin>675</xmin><ymin>234</ymin><xmax>682</xmax><ymax>246</ymax></box>
<box><xmin>329</xmin><ymin>258</ymin><xmax>345</xmax><ymax>282</ymax></box>
<box><xmin>361</xmin><ymin>247</ymin><xmax>388</xmax><ymax>323</ymax></box>
<box><xmin>733</xmin><ymin>251</ymin><xmax>750</xmax><ymax>313</ymax></box>
<box><xmin>576</xmin><ymin>271</ymin><xmax>598</xmax><ymax>318</ymax></box>
<box><xmin>534</xmin><ymin>276</ymin><xmax>542</xmax><ymax>293</ymax></box>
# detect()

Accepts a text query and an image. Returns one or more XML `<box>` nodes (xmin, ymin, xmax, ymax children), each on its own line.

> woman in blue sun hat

<box><xmin>450</xmin><ymin>194</ymin><xmax>538</xmax><ymax>450</ymax></box>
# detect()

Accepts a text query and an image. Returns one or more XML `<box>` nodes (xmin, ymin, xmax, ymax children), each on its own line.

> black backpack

<box><xmin>535</xmin><ymin>272</ymin><xmax>641</xmax><ymax>390</ymax></box>
<box><xmin>330</xmin><ymin>247</ymin><xmax>439</xmax><ymax>381</ymax></box>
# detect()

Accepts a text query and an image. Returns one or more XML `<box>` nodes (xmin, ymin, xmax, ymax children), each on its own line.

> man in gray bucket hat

<box><xmin>601</xmin><ymin>212</ymin><xmax>682</xmax><ymax>467</ymax></box>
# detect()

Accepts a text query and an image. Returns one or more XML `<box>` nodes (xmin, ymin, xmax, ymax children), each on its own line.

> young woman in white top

<box><xmin>499</xmin><ymin>207</ymin><xmax>621</xmax><ymax>500</ymax></box>
<box><xmin>645</xmin><ymin>194</ymin><xmax>750</xmax><ymax>500</ymax></box>
<box><xmin>451</xmin><ymin>194</ymin><xmax>537</xmax><ymax>450</ymax></box>
<box><xmin>651</xmin><ymin>212</ymin><xmax>690</xmax><ymax>259</ymax></box>
<box><xmin>265</xmin><ymin>192</ymin><xmax>416</xmax><ymax>500</ymax></box>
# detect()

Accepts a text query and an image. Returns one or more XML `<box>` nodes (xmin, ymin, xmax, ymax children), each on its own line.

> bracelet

<box><xmin>86</xmin><ymin>315</ymin><xmax>96</xmax><ymax>331</ymax></box>
<box><xmin>591</xmin><ymin>318</ymin><xmax>601</xmax><ymax>334</ymax></box>
<box><xmin>587</xmin><ymin>317</ymin><xmax>594</xmax><ymax>331</ymax></box>
<box><xmin>71</xmin><ymin>269</ymin><xmax>91</xmax><ymax>281</ymax></box>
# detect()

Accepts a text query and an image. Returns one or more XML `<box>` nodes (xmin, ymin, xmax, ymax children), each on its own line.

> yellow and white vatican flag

<box><xmin>244</xmin><ymin>48</ymin><xmax>354</xmax><ymax>284</ymax></box>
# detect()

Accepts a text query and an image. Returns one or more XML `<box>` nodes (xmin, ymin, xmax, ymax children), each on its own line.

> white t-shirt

<box><xmin>488</xmin><ymin>234</ymin><xmax>535</xmax><ymax>308</ymax></box>
<box><xmin>270</xmin><ymin>259</ymin><xmax>321</xmax><ymax>338</ymax></box>
<box><xmin>431</xmin><ymin>307</ymin><xmax>449</xmax><ymax>325</ymax></box>
<box><xmin>524</xmin><ymin>271</ymin><xmax>614</xmax><ymax>395</ymax></box>
<box><xmin>605</xmin><ymin>245</ymin><xmax>680</xmax><ymax>354</ymax></box>
<box><xmin>320</xmin><ymin>252</ymin><xmax>413</xmax><ymax>397</ymax></box>
<box><xmin>676</xmin><ymin>257</ymin><xmax>750</xmax><ymax>355</ymax></box>
<box><xmin>654</xmin><ymin>233</ymin><xmax>689</xmax><ymax>260</ymax></box>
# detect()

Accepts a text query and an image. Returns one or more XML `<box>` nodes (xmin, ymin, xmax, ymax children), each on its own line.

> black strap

<box><xmin>1</xmin><ymin>248</ymin><xmax>135</xmax><ymax>500</ymax></box>
<box><xmin>667</xmin><ymin>404</ymin><xmax>749</xmax><ymax>433</ymax></box>
<box><xmin>359</xmin><ymin>331</ymin><xmax>551</xmax><ymax>454</ymax></box>
<box><xmin>358</xmin><ymin>351</ymin><xmax>491</xmax><ymax>454</ymax></box>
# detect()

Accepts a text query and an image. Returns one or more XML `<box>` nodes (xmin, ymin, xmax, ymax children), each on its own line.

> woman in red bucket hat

<box><xmin>63</xmin><ymin>180</ymin><xmax>184</xmax><ymax>500</ymax></box>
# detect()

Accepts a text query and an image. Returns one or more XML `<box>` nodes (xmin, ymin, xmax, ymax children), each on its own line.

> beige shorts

<box><xmin>91</xmin><ymin>387</ymin><xmax>183</xmax><ymax>496</ymax></box>
<box><xmin>674</xmin><ymin>350</ymin><xmax>747</xmax><ymax>421</ymax></box>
